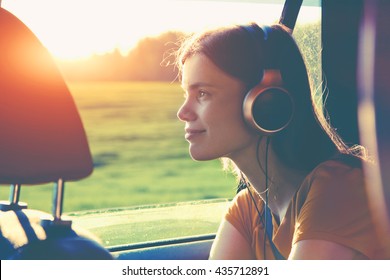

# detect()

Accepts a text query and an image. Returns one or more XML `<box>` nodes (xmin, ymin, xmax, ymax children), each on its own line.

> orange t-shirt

<box><xmin>225</xmin><ymin>160</ymin><xmax>385</xmax><ymax>259</ymax></box>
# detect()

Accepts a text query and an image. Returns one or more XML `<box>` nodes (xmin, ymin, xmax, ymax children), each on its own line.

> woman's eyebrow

<box><xmin>181</xmin><ymin>82</ymin><xmax>218</xmax><ymax>91</ymax></box>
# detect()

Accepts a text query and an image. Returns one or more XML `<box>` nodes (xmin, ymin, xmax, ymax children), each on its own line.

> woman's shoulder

<box><xmin>307</xmin><ymin>155</ymin><xmax>363</xmax><ymax>183</ymax></box>
<box><xmin>292</xmin><ymin>157</ymin><xmax>379</xmax><ymax>260</ymax></box>
<box><xmin>295</xmin><ymin>156</ymin><xmax>365</xmax><ymax>203</ymax></box>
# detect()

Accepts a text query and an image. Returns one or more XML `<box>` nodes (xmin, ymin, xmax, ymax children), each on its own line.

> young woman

<box><xmin>176</xmin><ymin>23</ymin><xmax>384</xmax><ymax>259</ymax></box>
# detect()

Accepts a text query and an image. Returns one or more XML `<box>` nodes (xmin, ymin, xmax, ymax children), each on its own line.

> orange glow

<box><xmin>2</xmin><ymin>0</ymin><xmax>320</xmax><ymax>60</ymax></box>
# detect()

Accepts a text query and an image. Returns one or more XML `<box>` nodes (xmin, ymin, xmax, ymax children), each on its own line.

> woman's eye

<box><xmin>198</xmin><ymin>90</ymin><xmax>208</xmax><ymax>99</ymax></box>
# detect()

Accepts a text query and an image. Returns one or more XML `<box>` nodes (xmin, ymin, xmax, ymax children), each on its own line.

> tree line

<box><xmin>56</xmin><ymin>31</ymin><xmax>185</xmax><ymax>82</ymax></box>
<box><xmin>56</xmin><ymin>23</ymin><xmax>320</xmax><ymax>83</ymax></box>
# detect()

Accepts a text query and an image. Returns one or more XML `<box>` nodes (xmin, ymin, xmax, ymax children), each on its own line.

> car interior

<box><xmin>0</xmin><ymin>0</ymin><xmax>389</xmax><ymax>260</ymax></box>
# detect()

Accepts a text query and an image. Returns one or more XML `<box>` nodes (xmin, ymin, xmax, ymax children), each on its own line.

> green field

<box><xmin>0</xmin><ymin>82</ymin><xmax>237</xmax><ymax>213</ymax></box>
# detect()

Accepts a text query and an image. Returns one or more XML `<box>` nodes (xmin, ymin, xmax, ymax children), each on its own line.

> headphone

<box><xmin>241</xmin><ymin>24</ymin><xmax>294</xmax><ymax>135</ymax></box>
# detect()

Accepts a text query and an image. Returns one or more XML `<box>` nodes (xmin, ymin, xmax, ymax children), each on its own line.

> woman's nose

<box><xmin>177</xmin><ymin>100</ymin><xmax>196</xmax><ymax>122</ymax></box>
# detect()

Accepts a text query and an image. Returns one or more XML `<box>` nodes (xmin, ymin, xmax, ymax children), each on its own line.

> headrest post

<box><xmin>0</xmin><ymin>184</ymin><xmax>27</xmax><ymax>211</ymax></box>
<box><xmin>41</xmin><ymin>178</ymin><xmax>71</xmax><ymax>228</ymax></box>
<box><xmin>10</xmin><ymin>184</ymin><xmax>21</xmax><ymax>205</ymax></box>
<box><xmin>53</xmin><ymin>178</ymin><xmax>65</xmax><ymax>221</ymax></box>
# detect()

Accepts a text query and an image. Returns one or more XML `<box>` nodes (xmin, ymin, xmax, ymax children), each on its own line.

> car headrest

<box><xmin>0</xmin><ymin>7</ymin><xmax>93</xmax><ymax>185</ymax></box>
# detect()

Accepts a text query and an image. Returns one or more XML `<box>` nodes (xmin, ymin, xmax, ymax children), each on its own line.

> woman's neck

<box><xmin>232</xmin><ymin>136</ymin><xmax>305</xmax><ymax>222</ymax></box>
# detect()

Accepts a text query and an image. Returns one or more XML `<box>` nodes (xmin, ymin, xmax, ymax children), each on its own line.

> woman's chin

<box><xmin>189</xmin><ymin>150</ymin><xmax>218</xmax><ymax>161</ymax></box>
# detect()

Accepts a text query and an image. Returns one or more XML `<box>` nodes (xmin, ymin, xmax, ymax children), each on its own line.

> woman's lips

<box><xmin>185</xmin><ymin>129</ymin><xmax>206</xmax><ymax>140</ymax></box>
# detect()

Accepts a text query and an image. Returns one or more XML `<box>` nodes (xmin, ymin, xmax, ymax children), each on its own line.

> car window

<box><xmin>1</xmin><ymin>0</ymin><xmax>320</xmax><ymax>247</ymax></box>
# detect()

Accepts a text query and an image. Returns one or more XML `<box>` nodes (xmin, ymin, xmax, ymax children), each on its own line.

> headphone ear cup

<box><xmin>243</xmin><ymin>86</ymin><xmax>294</xmax><ymax>135</ymax></box>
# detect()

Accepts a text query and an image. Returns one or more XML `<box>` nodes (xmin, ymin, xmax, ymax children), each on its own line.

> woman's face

<box><xmin>177</xmin><ymin>53</ymin><xmax>257</xmax><ymax>161</ymax></box>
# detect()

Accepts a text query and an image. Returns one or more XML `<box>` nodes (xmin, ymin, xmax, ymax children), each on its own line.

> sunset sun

<box><xmin>2</xmin><ymin>0</ymin><xmax>320</xmax><ymax>60</ymax></box>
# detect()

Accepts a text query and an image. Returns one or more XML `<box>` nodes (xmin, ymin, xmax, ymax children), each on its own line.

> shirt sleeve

<box><xmin>225</xmin><ymin>188</ymin><xmax>260</xmax><ymax>245</ymax></box>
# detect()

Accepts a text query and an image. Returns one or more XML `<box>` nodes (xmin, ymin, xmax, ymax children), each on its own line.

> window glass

<box><xmin>1</xmin><ymin>0</ymin><xmax>320</xmax><ymax>246</ymax></box>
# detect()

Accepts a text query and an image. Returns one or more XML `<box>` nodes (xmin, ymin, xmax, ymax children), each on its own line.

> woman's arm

<box><xmin>289</xmin><ymin>239</ymin><xmax>367</xmax><ymax>260</ymax></box>
<box><xmin>209</xmin><ymin>218</ymin><xmax>255</xmax><ymax>260</ymax></box>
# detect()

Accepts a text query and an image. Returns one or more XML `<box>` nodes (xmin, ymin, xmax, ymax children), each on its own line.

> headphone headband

<box><xmin>241</xmin><ymin>24</ymin><xmax>277</xmax><ymax>72</ymax></box>
<box><xmin>240</xmin><ymin>24</ymin><xmax>271</xmax><ymax>41</ymax></box>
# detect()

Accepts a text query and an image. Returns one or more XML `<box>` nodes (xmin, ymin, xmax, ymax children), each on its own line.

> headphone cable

<box><xmin>247</xmin><ymin>136</ymin><xmax>271</xmax><ymax>259</ymax></box>
<box><xmin>263</xmin><ymin>137</ymin><xmax>271</xmax><ymax>259</ymax></box>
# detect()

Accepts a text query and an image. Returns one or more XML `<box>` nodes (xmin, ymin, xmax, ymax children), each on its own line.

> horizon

<box><xmin>2</xmin><ymin>0</ymin><xmax>320</xmax><ymax>61</ymax></box>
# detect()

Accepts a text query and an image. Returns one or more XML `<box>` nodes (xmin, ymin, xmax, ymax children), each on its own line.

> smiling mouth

<box><xmin>185</xmin><ymin>129</ymin><xmax>206</xmax><ymax>140</ymax></box>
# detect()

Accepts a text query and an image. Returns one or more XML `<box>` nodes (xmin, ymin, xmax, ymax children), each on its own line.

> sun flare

<box><xmin>2</xmin><ymin>0</ymin><xmax>320</xmax><ymax>60</ymax></box>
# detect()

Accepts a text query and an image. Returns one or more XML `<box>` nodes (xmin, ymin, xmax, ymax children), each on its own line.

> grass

<box><xmin>0</xmin><ymin>82</ymin><xmax>237</xmax><ymax>213</ymax></box>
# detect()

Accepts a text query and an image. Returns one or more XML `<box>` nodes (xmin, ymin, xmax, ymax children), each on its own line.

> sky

<box><xmin>2</xmin><ymin>0</ymin><xmax>320</xmax><ymax>60</ymax></box>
